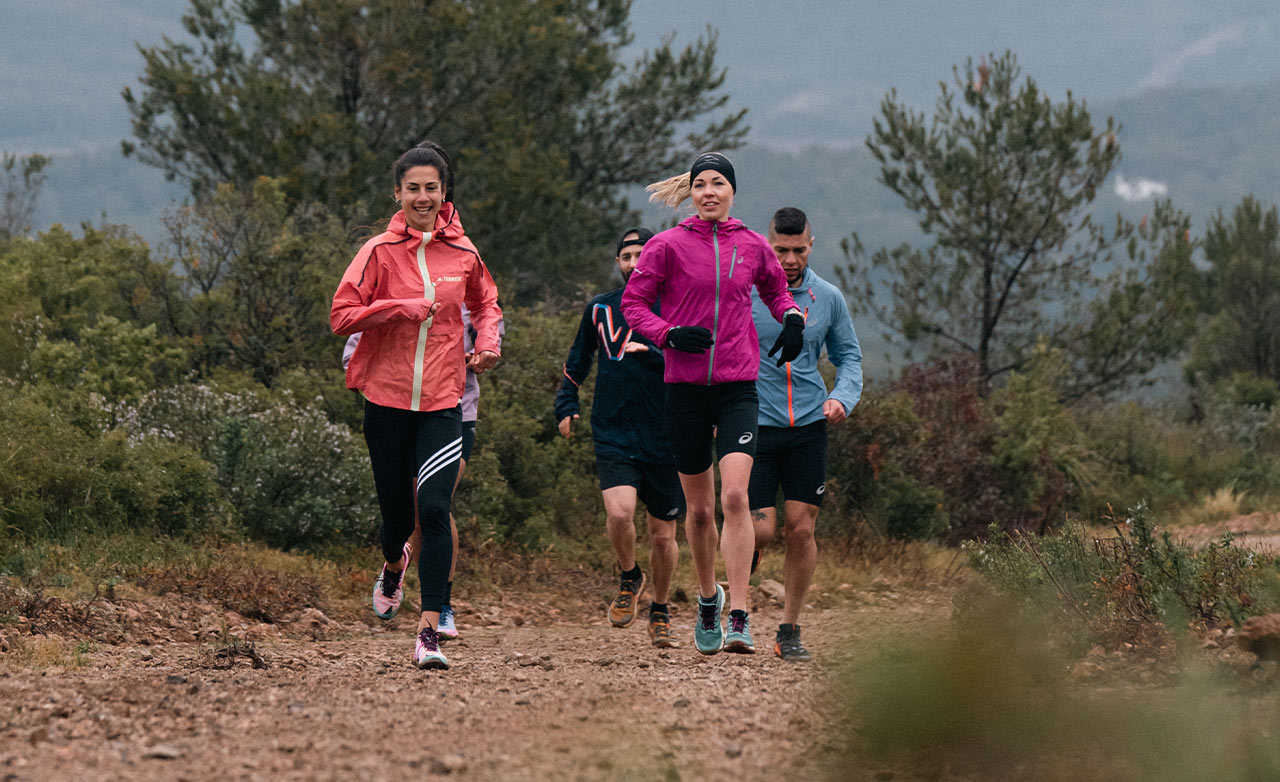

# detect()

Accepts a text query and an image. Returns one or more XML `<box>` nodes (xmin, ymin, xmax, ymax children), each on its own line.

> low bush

<box><xmin>115</xmin><ymin>384</ymin><xmax>377</xmax><ymax>549</ymax></box>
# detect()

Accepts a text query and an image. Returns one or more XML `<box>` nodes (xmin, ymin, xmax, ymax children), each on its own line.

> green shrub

<box><xmin>0</xmin><ymin>391</ymin><xmax>224</xmax><ymax>544</ymax></box>
<box><xmin>115</xmin><ymin>384</ymin><xmax>377</xmax><ymax>549</ymax></box>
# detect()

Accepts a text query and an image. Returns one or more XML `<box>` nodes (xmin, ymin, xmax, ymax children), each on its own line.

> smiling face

<box><xmin>691</xmin><ymin>170</ymin><xmax>734</xmax><ymax>223</ymax></box>
<box><xmin>616</xmin><ymin>232</ymin><xmax>644</xmax><ymax>281</ymax></box>
<box><xmin>769</xmin><ymin>228</ymin><xmax>813</xmax><ymax>286</ymax></box>
<box><xmin>394</xmin><ymin>164</ymin><xmax>445</xmax><ymax>232</ymax></box>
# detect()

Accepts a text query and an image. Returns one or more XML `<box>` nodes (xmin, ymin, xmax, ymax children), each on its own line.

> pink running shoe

<box><xmin>414</xmin><ymin>626</ymin><xmax>449</xmax><ymax>670</ymax></box>
<box><xmin>372</xmin><ymin>544</ymin><xmax>409</xmax><ymax>620</ymax></box>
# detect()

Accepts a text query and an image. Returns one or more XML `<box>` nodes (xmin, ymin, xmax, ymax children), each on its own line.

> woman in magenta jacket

<box><xmin>621</xmin><ymin>152</ymin><xmax>803</xmax><ymax>655</ymax></box>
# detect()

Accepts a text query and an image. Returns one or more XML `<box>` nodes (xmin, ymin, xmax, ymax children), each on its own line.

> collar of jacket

<box><xmin>387</xmin><ymin>202</ymin><xmax>465</xmax><ymax>242</ymax></box>
<box><xmin>678</xmin><ymin>214</ymin><xmax>745</xmax><ymax>236</ymax></box>
<box><xmin>789</xmin><ymin>266</ymin><xmax>818</xmax><ymax>294</ymax></box>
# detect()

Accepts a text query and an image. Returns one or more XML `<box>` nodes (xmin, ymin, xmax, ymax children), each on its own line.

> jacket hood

<box><xmin>677</xmin><ymin>214</ymin><xmax>746</xmax><ymax>236</ymax></box>
<box><xmin>387</xmin><ymin>202</ymin><xmax>466</xmax><ymax>241</ymax></box>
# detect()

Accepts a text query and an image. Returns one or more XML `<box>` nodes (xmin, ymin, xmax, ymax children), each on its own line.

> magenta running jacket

<box><xmin>621</xmin><ymin>215</ymin><xmax>797</xmax><ymax>385</ymax></box>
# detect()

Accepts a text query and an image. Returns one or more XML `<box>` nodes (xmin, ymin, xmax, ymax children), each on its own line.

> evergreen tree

<box><xmin>122</xmin><ymin>0</ymin><xmax>746</xmax><ymax>300</ymax></box>
<box><xmin>843</xmin><ymin>51</ymin><xmax>1197</xmax><ymax>398</ymax></box>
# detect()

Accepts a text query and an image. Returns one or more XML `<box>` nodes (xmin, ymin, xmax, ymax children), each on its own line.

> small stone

<box><xmin>142</xmin><ymin>745</ymin><xmax>183</xmax><ymax>760</ymax></box>
<box><xmin>166</xmin><ymin>675</ymin><xmax>188</xmax><ymax>685</ymax></box>
<box><xmin>429</xmin><ymin>754</ymin><xmax>467</xmax><ymax>774</ymax></box>
<box><xmin>757</xmin><ymin>579</ymin><xmax>785</xmax><ymax>604</ymax></box>
<box><xmin>673</xmin><ymin>699</ymin><xmax>690</xmax><ymax>708</ymax></box>
<box><xmin>724</xmin><ymin>744</ymin><xmax>742</xmax><ymax>759</ymax></box>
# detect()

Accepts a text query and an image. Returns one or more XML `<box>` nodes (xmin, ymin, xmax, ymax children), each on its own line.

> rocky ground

<box><xmin>0</xmin><ymin>574</ymin><xmax>951</xmax><ymax>782</ymax></box>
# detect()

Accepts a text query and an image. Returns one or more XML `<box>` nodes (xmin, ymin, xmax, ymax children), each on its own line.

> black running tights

<box><xmin>363</xmin><ymin>400</ymin><xmax>461</xmax><ymax>613</ymax></box>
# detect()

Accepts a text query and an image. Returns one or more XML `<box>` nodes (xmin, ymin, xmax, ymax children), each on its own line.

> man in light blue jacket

<box><xmin>749</xmin><ymin>206</ymin><xmax>862</xmax><ymax>662</ymax></box>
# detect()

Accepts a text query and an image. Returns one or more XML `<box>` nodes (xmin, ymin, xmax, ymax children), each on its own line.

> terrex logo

<box><xmin>738</xmin><ymin>432</ymin><xmax>753</xmax><ymax>445</ymax></box>
<box><xmin>436</xmin><ymin>275</ymin><xmax>463</xmax><ymax>282</ymax></box>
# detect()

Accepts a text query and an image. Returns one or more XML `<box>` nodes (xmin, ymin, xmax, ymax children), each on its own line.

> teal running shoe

<box><xmin>694</xmin><ymin>584</ymin><xmax>725</xmax><ymax>655</ymax></box>
<box><xmin>724</xmin><ymin>609</ymin><xmax>755</xmax><ymax>654</ymax></box>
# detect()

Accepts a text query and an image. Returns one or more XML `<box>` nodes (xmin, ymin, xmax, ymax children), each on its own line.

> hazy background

<box><xmin>5</xmin><ymin>0</ymin><xmax>1280</xmax><ymax>284</ymax></box>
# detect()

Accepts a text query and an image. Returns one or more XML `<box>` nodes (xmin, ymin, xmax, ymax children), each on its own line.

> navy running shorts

<box><xmin>747</xmin><ymin>420</ymin><xmax>828</xmax><ymax>509</ymax></box>
<box><xmin>665</xmin><ymin>381</ymin><xmax>759</xmax><ymax>475</ymax></box>
<box><xmin>595</xmin><ymin>452</ymin><xmax>685</xmax><ymax>521</ymax></box>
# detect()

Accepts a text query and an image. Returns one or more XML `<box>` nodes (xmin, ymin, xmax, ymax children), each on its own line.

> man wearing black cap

<box><xmin>555</xmin><ymin>228</ymin><xmax>685</xmax><ymax>647</ymax></box>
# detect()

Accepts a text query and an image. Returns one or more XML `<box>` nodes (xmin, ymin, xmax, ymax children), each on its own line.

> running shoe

<box><xmin>724</xmin><ymin>609</ymin><xmax>755</xmax><ymax>654</ymax></box>
<box><xmin>438</xmin><ymin>604</ymin><xmax>459</xmax><ymax>641</ymax></box>
<box><xmin>413</xmin><ymin>626</ymin><xmax>449</xmax><ymax>670</ymax></box>
<box><xmin>372</xmin><ymin>544</ymin><xmax>410</xmax><ymax>620</ymax></box>
<box><xmin>694</xmin><ymin>584</ymin><xmax>725</xmax><ymax>655</ymax></box>
<box><xmin>774</xmin><ymin>625</ymin><xmax>812</xmax><ymax>662</ymax></box>
<box><xmin>608</xmin><ymin>570</ymin><xmax>647</xmax><ymax>628</ymax></box>
<box><xmin>648</xmin><ymin>610</ymin><xmax>679</xmax><ymax>648</ymax></box>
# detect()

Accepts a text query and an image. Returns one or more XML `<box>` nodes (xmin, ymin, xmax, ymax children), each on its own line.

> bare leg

<box><xmin>646</xmin><ymin>514</ymin><xmax>678</xmax><ymax>603</ymax></box>
<box><xmin>601</xmin><ymin>485</ymin><xmax>640</xmax><ymax>571</ymax></box>
<box><xmin>679</xmin><ymin>469</ymin><xmax>719</xmax><ymax>599</ymax></box>
<box><xmin>752</xmin><ymin>507</ymin><xmax>778</xmax><ymax>552</ymax></box>
<box><xmin>781</xmin><ymin>500</ymin><xmax>819</xmax><ymax>626</ymax></box>
<box><xmin>718</xmin><ymin>452</ymin><xmax>755</xmax><ymax>612</ymax></box>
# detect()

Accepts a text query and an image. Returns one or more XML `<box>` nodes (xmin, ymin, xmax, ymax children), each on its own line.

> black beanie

<box><xmin>615</xmin><ymin>227</ymin><xmax>654</xmax><ymax>257</ymax></box>
<box><xmin>689</xmin><ymin>152</ymin><xmax>736</xmax><ymax>192</ymax></box>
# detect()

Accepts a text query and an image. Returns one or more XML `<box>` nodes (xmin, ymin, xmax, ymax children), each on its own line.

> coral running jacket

<box><xmin>622</xmin><ymin>215</ymin><xmax>796</xmax><ymax>385</ymax></box>
<box><xmin>331</xmin><ymin>204</ymin><xmax>502</xmax><ymax>412</ymax></box>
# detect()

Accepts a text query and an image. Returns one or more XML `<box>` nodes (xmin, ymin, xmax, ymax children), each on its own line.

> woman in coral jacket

<box><xmin>621</xmin><ymin>152</ymin><xmax>804</xmax><ymax>656</ymax></box>
<box><xmin>331</xmin><ymin>141</ymin><xmax>502</xmax><ymax>670</ymax></box>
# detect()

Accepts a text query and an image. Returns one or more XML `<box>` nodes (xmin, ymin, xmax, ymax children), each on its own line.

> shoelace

<box><xmin>699</xmin><ymin>602</ymin><xmax>718</xmax><ymax>630</ymax></box>
<box><xmin>728</xmin><ymin>614</ymin><xmax>747</xmax><ymax>634</ymax></box>
<box><xmin>615</xmin><ymin>580</ymin><xmax>638</xmax><ymax>608</ymax></box>
<box><xmin>418</xmin><ymin>627</ymin><xmax>439</xmax><ymax>652</ymax></box>
<box><xmin>651</xmin><ymin>615</ymin><xmax>672</xmax><ymax>637</ymax></box>
<box><xmin>381</xmin><ymin>566</ymin><xmax>403</xmax><ymax>597</ymax></box>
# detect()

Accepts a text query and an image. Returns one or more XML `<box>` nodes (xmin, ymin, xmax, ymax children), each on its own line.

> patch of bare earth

<box><xmin>0</xmin><ymin>579</ymin><xmax>951</xmax><ymax>781</ymax></box>
<box><xmin>1174</xmin><ymin>511</ymin><xmax>1280</xmax><ymax>550</ymax></box>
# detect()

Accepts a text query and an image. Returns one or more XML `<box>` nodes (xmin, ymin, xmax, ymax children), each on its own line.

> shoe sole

<box><xmin>773</xmin><ymin>642</ymin><xmax>812</xmax><ymax>662</ymax></box>
<box><xmin>437</xmin><ymin>631</ymin><xmax>459</xmax><ymax>642</ymax></box>
<box><xmin>415</xmin><ymin>656</ymin><xmax>450</xmax><ymax>670</ymax></box>
<box><xmin>608</xmin><ymin>572</ymin><xmax>647</xmax><ymax>628</ymax></box>
<box><xmin>724</xmin><ymin>639</ymin><xmax>755</xmax><ymax>654</ymax></box>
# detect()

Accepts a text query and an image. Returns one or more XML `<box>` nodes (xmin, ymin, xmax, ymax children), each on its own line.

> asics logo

<box><xmin>738</xmin><ymin>432</ymin><xmax>753</xmax><ymax>445</ymax></box>
<box><xmin>816</xmin><ymin>483</ymin><xmax>826</xmax><ymax>495</ymax></box>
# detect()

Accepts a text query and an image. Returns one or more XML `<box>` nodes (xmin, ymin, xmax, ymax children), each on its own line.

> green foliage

<box><xmin>453</xmin><ymin>306</ymin><xmax>601</xmax><ymax>552</ymax></box>
<box><xmin>843</xmin><ymin>51</ymin><xmax>1198</xmax><ymax>398</ymax></box>
<box><xmin>968</xmin><ymin>504</ymin><xmax>1280</xmax><ymax>639</ymax></box>
<box><xmin>123</xmin><ymin>0</ymin><xmax>747</xmax><ymax>301</ymax></box>
<box><xmin>1186</xmin><ymin>196</ymin><xmax>1280</xmax><ymax>384</ymax></box>
<box><xmin>0</xmin><ymin>391</ymin><xmax>225</xmax><ymax>543</ymax></box>
<box><xmin>115</xmin><ymin>384</ymin><xmax>378</xmax><ymax>549</ymax></box>
<box><xmin>162</xmin><ymin>177</ymin><xmax>349</xmax><ymax>384</ymax></box>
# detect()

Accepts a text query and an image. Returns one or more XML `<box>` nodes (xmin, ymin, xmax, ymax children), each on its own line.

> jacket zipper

<box><xmin>410</xmin><ymin>233</ymin><xmax>435</xmax><ymax>411</ymax></box>
<box><xmin>708</xmin><ymin>224</ymin><xmax>721</xmax><ymax>385</ymax></box>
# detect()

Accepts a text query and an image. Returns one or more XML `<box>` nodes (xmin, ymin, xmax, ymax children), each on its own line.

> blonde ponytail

<box><xmin>645</xmin><ymin>172</ymin><xmax>692</xmax><ymax>209</ymax></box>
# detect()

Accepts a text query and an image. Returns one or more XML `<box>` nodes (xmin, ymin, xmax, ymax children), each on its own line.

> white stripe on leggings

<box><xmin>417</xmin><ymin>438</ymin><xmax>463</xmax><ymax>490</ymax></box>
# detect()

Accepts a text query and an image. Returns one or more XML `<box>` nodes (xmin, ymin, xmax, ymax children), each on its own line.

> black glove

<box><xmin>665</xmin><ymin>326</ymin><xmax>714</xmax><ymax>353</ymax></box>
<box><xmin>768</xmin><ymin>312</ymin><xmax>805</xmax><ymax>366</ymax></box>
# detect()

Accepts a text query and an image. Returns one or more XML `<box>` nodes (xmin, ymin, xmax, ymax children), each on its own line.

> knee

<box><xmin>605</xmin><ymin>512</ymin><xmax>633</xmax><ymax>528</ymax></box>
<box><xmin>721</xmin><ymin>487</ymin><xmax>749</xmax><ymax>516</ymax></box>
<box><xmin>685</xmin><ymin>503</ymin><xmax>715</xmax><ymax>528</ymax></box>
<box><xmin>649</xmin><ymin>523</ymin><xmax>677</xmax><ymax>549</ymax></box>
<box><xmin>785</xmin><ymin>519</ymin><xmax>817</xmax><ymax>547</ymax></box>
<box><xmin>417</xmin><ymin>496</ymin><xmax>451</xmax><ymax>531</ymax></box>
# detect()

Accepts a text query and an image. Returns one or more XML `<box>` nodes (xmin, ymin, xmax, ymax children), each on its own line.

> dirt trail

<box><xmin>0</xmin><ymin>585</ymin><xmax>949</xmax><ymax>782</ymax></box>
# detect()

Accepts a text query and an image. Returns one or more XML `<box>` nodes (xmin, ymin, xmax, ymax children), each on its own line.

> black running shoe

<box><xmin>774</xmin><ymin>624</ymin><xmax>812</xmax><ymax>662</ymax></box>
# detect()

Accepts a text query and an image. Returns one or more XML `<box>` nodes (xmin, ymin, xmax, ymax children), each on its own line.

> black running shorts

<box><xmin>460</xmin><ymin>420</ymin><xmax>477</xmax><ymax>462</ymax></box>
<box><xmin>595</xmin><ymin>452</ymin><xmax>685</xmax><ymax>521</ymax></box>
<box><xmin>665</xmin><ymin>381</ymin><xmax>759</xmax><ymax>475</ymax></box>
<box><xmin>748</xmin><ymin>420</ymin><xmax>828</xmax><ymax>510</ymax></box>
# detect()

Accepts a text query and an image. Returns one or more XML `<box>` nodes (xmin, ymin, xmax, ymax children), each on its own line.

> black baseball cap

<box><xmin>615</xmin><ymin>227</ymin><xmax>654</xmax><ymax>257</ymax></box>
